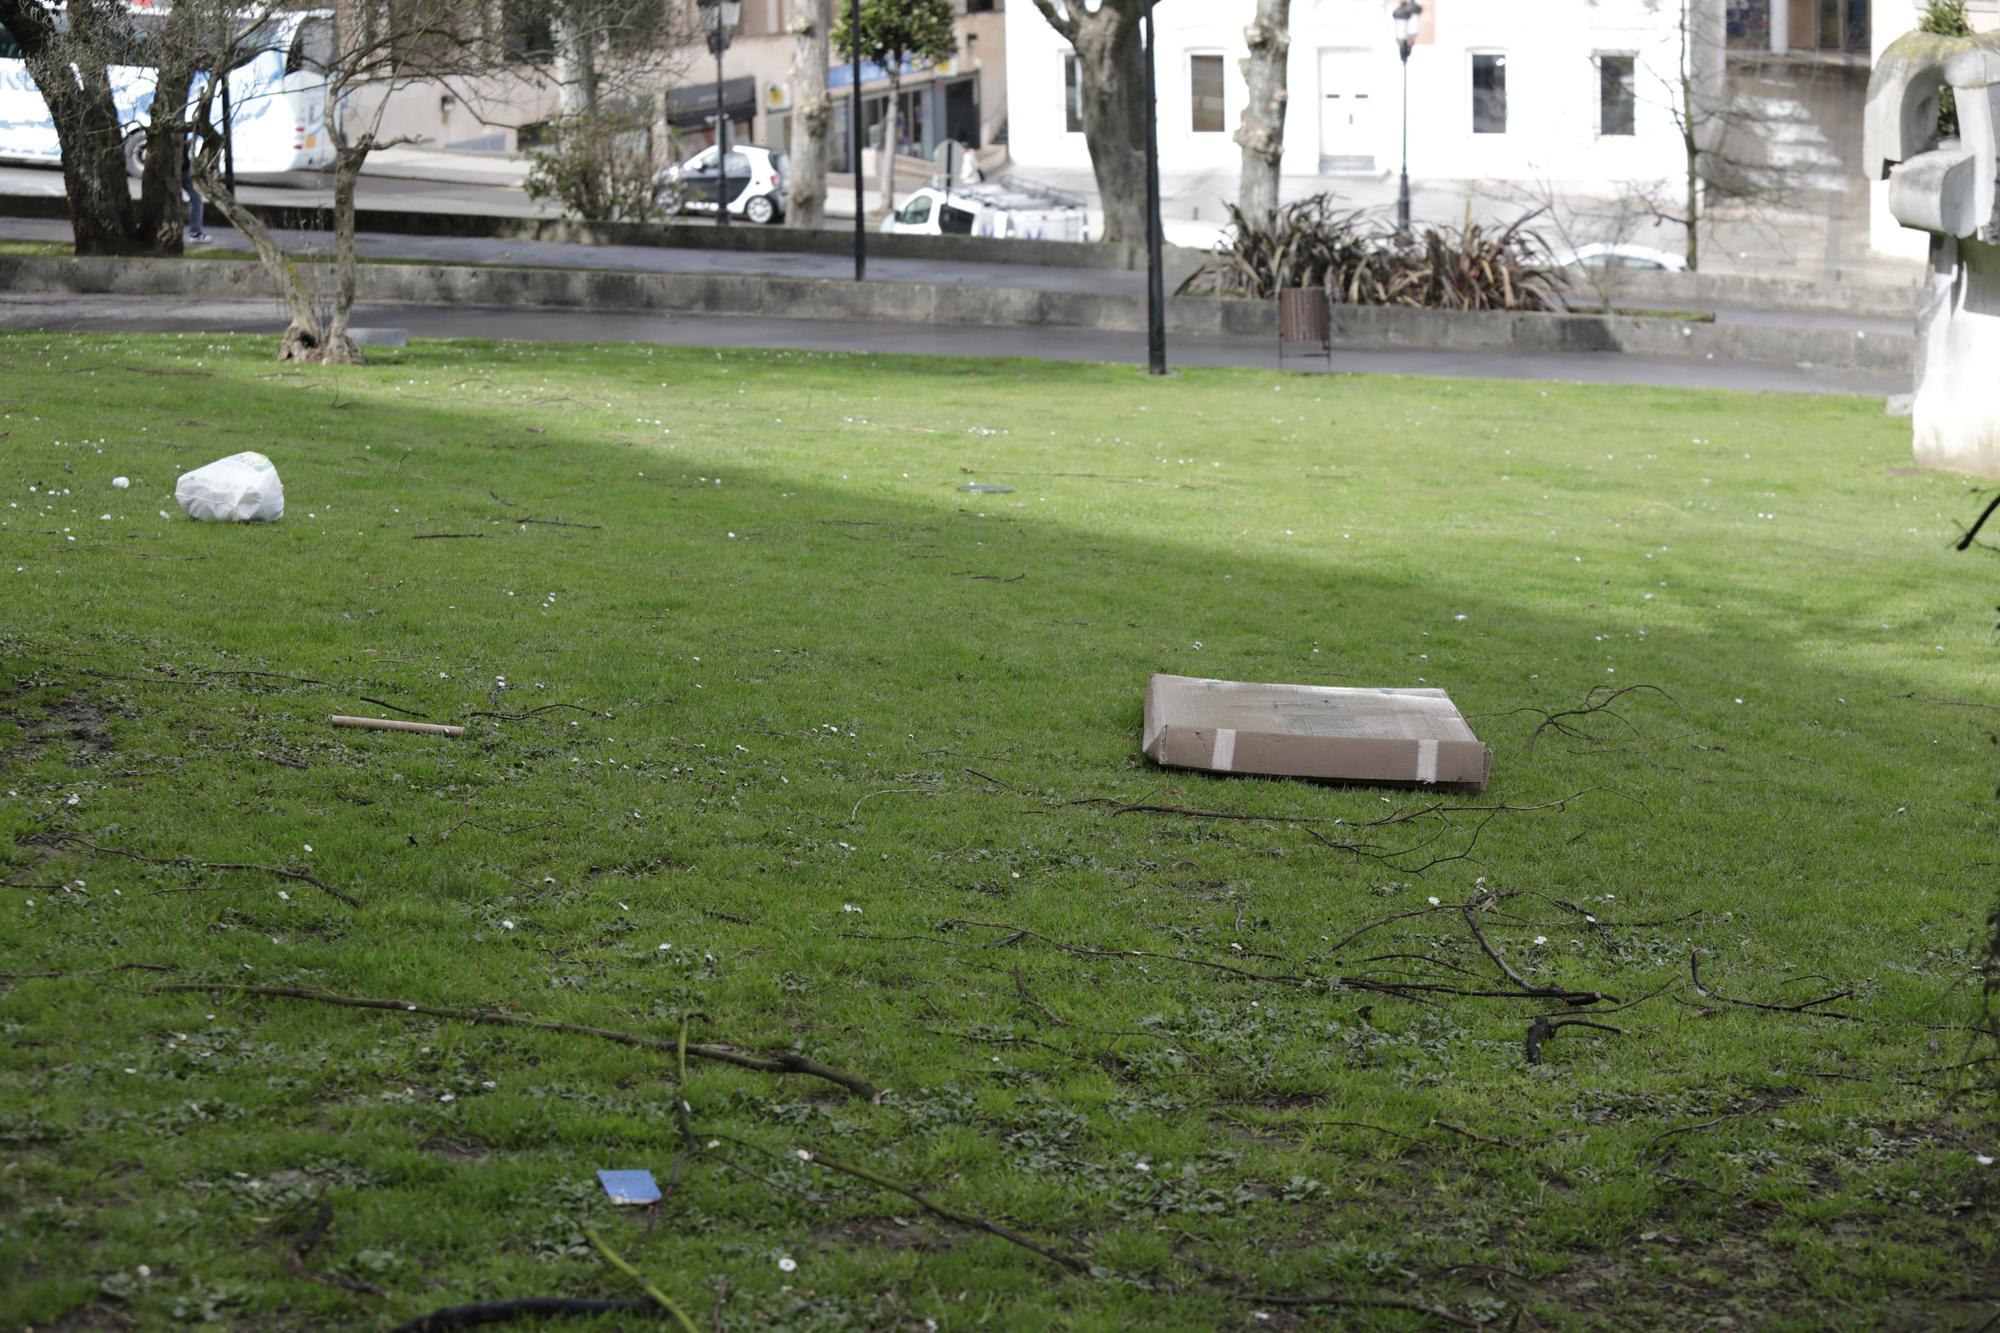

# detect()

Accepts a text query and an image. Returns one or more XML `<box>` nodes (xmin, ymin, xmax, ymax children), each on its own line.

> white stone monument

<box><xmin>1867</xmin><ymin>31</ymin><xmax>2000</xmax><ymax>475</ymax></box>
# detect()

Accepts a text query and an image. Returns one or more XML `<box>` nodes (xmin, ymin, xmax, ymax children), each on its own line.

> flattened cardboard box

<box><xmin>1142</xmin><ymin>674</ymin><xmax>1492</xmax><ymax>791</ymax></box>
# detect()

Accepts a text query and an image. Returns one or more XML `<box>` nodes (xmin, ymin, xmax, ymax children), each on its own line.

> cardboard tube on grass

<box><xmin>329</xmin><ymin>715</ymin><xmax>464</xmax><ymax>738</ymax></box>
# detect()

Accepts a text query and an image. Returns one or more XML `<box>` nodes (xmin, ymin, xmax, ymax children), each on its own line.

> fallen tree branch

<box><xmin>283</xmin><ymin>1199</ymin><xmax>386</xmax><ymax>1298</ymax></box>
<box><xmin>390</xmin><ymin>1298</ymin><xmax>663</xmax><ymax>1331</ymax></box>
<box><xmin>148</xmin><ymin>983</ymin><xmax>882</xmax><ymax>1102</ymax></box>
<box><xmin>1689</xmin><ymin>951</ymin><xmax>1859</xmax><ymax>1021</ymax></box>
<box><xmin>35</xmin><ymin>834</ymin><xmax>360</xmax><ymax>908</ymax></box>
<box><xmin>1525</xmin><ymin>1014</ymin><xmax>1624</xmax><ymax>1065</ymax></box>
<box><xmin>1954</xmin><ymin>492</ymin><xmax>2000</xmax><ymax>551</ymax></box>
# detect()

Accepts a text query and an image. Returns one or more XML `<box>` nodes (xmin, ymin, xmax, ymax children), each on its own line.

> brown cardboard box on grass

<box><xmin>1142</xmin><ymin>674</ymin><xmax>1492</xmax><ymax>791</ymax></box>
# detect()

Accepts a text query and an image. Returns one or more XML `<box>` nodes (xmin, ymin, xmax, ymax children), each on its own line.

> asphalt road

<box><xmin>0</xmin><ymin>293</ymin><xmax>1906</xmax><ymax>396</ymax></box>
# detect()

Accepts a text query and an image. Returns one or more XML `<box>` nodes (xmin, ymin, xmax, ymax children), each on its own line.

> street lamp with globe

<box><xmin>1392</xmin><ymin>0</ymin><xmax>1421</xmax><ymax>236</ymax></box>
<box><xmin>697</xmin><ymin>0</ymin><xmax>743</xmax><ymax>226</ymax></box>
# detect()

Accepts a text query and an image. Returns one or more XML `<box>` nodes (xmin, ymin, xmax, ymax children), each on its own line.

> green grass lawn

<box><xmin>0</xmin><ymin>333</ymin><xmax>1994</xmax><ymax>1331</ymax></box>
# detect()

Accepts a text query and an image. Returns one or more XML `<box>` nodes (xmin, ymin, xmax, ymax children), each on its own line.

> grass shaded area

<box><xmin>0</xmin><ymin>334</ymin><xmax>1994</xmax><ymax>1330</ymax></box>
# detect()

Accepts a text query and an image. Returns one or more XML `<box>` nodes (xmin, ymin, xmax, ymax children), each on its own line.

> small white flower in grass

<box><xmin>1427</xmin><ymin>896</ymin><xmax>1441</xmax><ymax>906</ymax></box>
<box><xmin>65</xmin><ymin>793</ymin><xmax>79</xmax><ymax>806</ymax></box>
<box><xmin>777</xmin><ymin>1257</ymin><xmax>797</xmax><ymax>1273</ymax></box>
<box><xmin>707</xmin><ymin>1139</ymin><xmax>721</xmax><ymax>1150</ymax></box>
<box><xmin>1533</xmin><ymin>936</ymin><xmax>1549</xmax><ymax>946</ymax></box>
<box><xmin>1979</xmin><ymin>1154</ymin><xmax>1995</xmax><ymax>1166</ymax></box>
<box><xmin>658</xmin><ymin>943</ymin><xmax>672</xmax><ymax>952</ymax></box>
<box><xmin>302</xmin><ymin>844</ymin><xmax>312</xmax><ymax>853</ymax></box>
<box><xmin>1134</xmin><ymin>1161</ymin><xmax>1151</xmax><ymax>1173</ymax></box>
<box><xmin>278</xmin><ymin>891</ymin><xmax>290</xmax><ymax>902</ymax></box>
<box><xmin>135</xmin><ymin>1265</ymin><xmax>150</xmax><ymax>1278</ymax></box>
<box><xmin>795</xmin><ymin>1149</ymin><xmax>813</xmax><ymax>1162</ymax></box>
<box><xmin>439</xmin><ymin>1093</ymin><xmax>455</xmax><ymax>1103</ymax></box>
<box><xmin>500</xmin><ymin>919</ymin><xmax>515</xmax><ymax>930</ymax></box>
<box><xmin>112</xmin><ymin>476</ymin><xmax>129</xmax><ymax>489</ymax></box>
<box><xmin>481</xmin><ymin>1080</ymin><xmax>496</xmax><ymax>1089</ymax></box>
<box><xmin>842</xmin><ymin>903</ymin><xmax>862</xmax><ymax>914</ymax></box>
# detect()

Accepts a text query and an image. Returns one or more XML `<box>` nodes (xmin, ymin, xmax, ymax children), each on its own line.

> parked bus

<box><xmin>0</xmin><ymin>5</ymin><xmax>337</xmax><ymax>176</ymax></box>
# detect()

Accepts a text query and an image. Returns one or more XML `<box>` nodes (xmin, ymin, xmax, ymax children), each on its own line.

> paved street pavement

<box><xmin>0</xmin><ymin>293</ymin><xmax>1905</xmax><ymax>396</ymax></box>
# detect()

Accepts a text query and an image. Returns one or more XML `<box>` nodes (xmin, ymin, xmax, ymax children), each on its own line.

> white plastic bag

<box><xmin>175</xmin><ymin>451</ymin><xmax>284</xmax><ymax>522</ymax></box>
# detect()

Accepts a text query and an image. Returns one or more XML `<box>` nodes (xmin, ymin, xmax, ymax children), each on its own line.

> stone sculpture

<box><xmin>1867</xmin><ymin>30</ymin><xmax>2000</xmax><ymax>474</ymax></box>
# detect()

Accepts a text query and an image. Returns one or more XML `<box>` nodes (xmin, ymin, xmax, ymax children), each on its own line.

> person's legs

<box><xmin>182</xmin><ymin>158</ymin><xmax>206</xmax><ymax>238</ymax></box>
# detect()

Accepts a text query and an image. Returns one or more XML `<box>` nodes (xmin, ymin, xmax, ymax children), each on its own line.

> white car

<box><xmin>663</xmin><ymin>144</ymin><xmax>788</xmax><ymax>225</ymax></box>
<box><xmin>880</xmin><ymin>180</ymin><xmax>1088</xmax><ymax>243</ymax></box>
<box><xmin>1554</xmin><ymin>242</ymin><xmax>1687</xmax><ymax>273</ymax></box>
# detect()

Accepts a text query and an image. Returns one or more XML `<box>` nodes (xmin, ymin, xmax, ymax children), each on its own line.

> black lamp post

<box><xmin>850</xmin><ymin>0</ymin><xmax>864</xmax><ymax>281</ymax></box>
<box><xmin>1393</xmin><ymin>1</ymin><xmax>1420</xmax><ymax>237</ymax></box>
<box><xmin>699</xmin><ymin>0</ymin><xmax>743</xmax><ymax>227</ymax></box>
<box><xmin>1142</xmin><ymin>0</ymin><xmax>1165</xmax><ymax>375</ymax></box>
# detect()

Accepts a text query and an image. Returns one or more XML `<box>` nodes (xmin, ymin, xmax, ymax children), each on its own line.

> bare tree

<box><xmin>1624</xmin><ymin>0</ymin><xmax>1792</xmax><ymax>272</ymax></box>
<box><xmin>1234</xmin><ymin>0</ymin><xmax>1289</xmax><ymax>224</ymax></box>
<box><xmin>1028</xmin><ymin>0</ymin><xmax>1148</xmax><ymax>244</ymax></box>
<box><xmin>786</xmin><ymin>0</ymin><xmax>830</xmax><ymax>227</ymax></box>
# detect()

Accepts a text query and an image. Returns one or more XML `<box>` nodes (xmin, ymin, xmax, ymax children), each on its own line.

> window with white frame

<box><xmin>1597</xmin><ymin>53</ymin><xmax>1635</xmax><ymax>136</ymax></box>
<box><xmin>1471</xmin><ymin>52</ymin><xmax>1507</xmax><ymax>134</ymax></box>
<box><xmin>1063</xmin><ymin>54</ymin><xmax>1084</xmax><ymax>133</ymax></box>
<box><xmin>1190</xmin><ymin>52</ymin><xmax>1225</xmax><ymax>132</ymax></box>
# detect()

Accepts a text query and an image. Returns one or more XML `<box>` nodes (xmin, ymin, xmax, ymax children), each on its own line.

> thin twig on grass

<box><xmin>1469</xmin><ymin>684</ymin><xmax>1677</xmax><ymax>749</ymax></box>
<box><xmin>1462</xmin><ymin>904</ymin><xmax>1613</xmax><ymax>1006</ymax></box>
<box><xmin>147</xmin><ymin>982</ymin><xmax>882</xmax><ymax>1101</ymax></box>
<box><xmin>0</xmin><ymin>962</ymin><xmax>174</xmax><ymax>981</ymax></box>
<box><xmin>1178</xmin><ymin>1254</ymin><xmax>1480</xmax><ymax>1327</ymax></box>
<box><xmin>801</xmin><ymin>1152</ymin><xmax>1091</xmax><ymax>1274</ymax></box>
<box><xmin>437</xmin><ymin>818</ymin><xmax>566</xmax><ymax>843</ymax></box>
<box><xmin>849</xmin><ymin>787</ymin><xmax>931</xmax><ymax>822</ymax></box>
<box><xmin>508</xmin><ymin>517</ymin><xmax>604</xmax><ymax>530</ymax></box>
<box><xmin>1689</xmin><ymin>951</ymin><xmax>1859</xmax><ymax>1021</ymax></box>
<box><xmin>37</xmin><ymin>833</ymin><xmax>360</xmax><ymax>908</ymax></box>
<box><xmin>461</xmin><ymin>704</ymin><xmax>606</xmax><ymax>722</ymax></box>
<box><xmin>583</xmin><ymin>1228</ymin><xmax>699</xmax><ymax>1333</ymax></box>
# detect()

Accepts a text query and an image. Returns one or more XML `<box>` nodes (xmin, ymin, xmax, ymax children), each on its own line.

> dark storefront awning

<box><xmin>667</xmin><ymin>76</ymin><xmax>757</xmax><ymax>129</ymax></box>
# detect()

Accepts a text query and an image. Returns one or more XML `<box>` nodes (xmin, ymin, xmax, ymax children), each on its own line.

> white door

<box><xmin>1318</xmin><ymin>48</ymin><xmax>1378</xmax><ymax>174</ymax></box>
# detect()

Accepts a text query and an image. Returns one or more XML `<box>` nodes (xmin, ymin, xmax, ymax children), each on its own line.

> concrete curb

<box><xmin>0</xmin><ymin>254</ymin><xmax>1916</xmax><ymax>374</ymax></box>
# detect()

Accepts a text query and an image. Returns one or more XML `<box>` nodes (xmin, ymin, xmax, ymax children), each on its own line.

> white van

<box><xmin>0</xmin><ymin>5</ymin><xmax>337</xmax><ymax>176</ymax></box>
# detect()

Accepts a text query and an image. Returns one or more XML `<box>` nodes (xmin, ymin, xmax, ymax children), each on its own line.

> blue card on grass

<box><xmin>597</xmin><ymin>1169</ymin><xmax>661</xmax><ymax>1206</ymax></box>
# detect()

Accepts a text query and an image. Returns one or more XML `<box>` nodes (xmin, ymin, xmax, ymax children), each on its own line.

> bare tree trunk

<box><xmin>878</xmin><ymin>71</ymin><xmax>899</xmax><ymax>217</ymax></box>
<box><xmin>1029</xmin><ymin>0</ymin><xmax>1148</xmax><ymax>244</ymax></box>
<box><xmin>1</xmin><ymin>0</ymin><xmax>143</xmax><ymax>254</ymax></box>
<box><xmin>1678</xmin><ymin>0</ymin><xmax>1700</xmax><ymax>273</ymax></box>
<box><xmin>190</xmin><ymin>135</ymin><xmax>326</xmax><ymax>361</ymax></box>
<box><xmin>553</xmin><ymin>0</ymin><xmax>599</xmax><ymax>115</ymax></box>
<box><xmin>786</xmin><ymin>0</ymin><xmax>829</xmax><ymax>228</ymax></box>
<box><xmin>1234</xmin><ymin>0</ymin><xmax>1289</xmax><ymax>224</ymax></box>
<box><xmin>322</xmin><ymin>136</ymin><xmax>369</xmax><ymax>365</ymax></box>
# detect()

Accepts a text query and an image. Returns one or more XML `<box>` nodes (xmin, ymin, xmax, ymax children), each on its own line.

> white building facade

<box><xmin>1004</xmin><ymin>0</ymin><xmax>1712</xmax><ymax>206</ymax></box>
